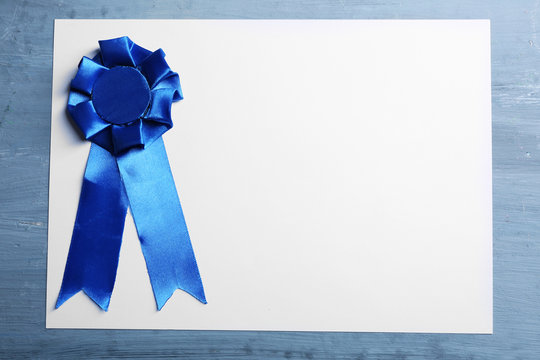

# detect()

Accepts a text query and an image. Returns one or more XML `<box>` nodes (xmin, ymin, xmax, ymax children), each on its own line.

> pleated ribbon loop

<box><xmin>56</xmin><ymin>36</ymin><xmax>206</xmax><ymax>311</ymax></box>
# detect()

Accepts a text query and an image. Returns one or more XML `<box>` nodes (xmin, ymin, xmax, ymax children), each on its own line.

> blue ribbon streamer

<box><xmin>56</xmin><ymin>36</ymin><xmax>206</xmax><ymax>311</ymax></box>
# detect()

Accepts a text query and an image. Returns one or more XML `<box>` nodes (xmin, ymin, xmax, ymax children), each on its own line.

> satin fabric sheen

<box><xmin>56</xmin><ymin>37</ymin><xmax>206</xmax><ymax>311</ymax></box>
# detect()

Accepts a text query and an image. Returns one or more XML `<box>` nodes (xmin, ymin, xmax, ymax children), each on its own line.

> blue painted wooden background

<box><xmin>0</xmin><ymin>0</ymin><xmax>539</xmax><ymax>359</ymax></box>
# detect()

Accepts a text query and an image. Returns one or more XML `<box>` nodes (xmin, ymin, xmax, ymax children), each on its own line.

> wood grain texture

<box><xmin>0</xmin><ymin>0</ymin><xmax>538</xmax><ymax>358</ymax></box>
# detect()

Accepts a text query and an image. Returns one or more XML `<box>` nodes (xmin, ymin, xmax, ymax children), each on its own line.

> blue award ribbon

<box><xmin>56</xmin><ymin>36</ymin><xmax>206</xmax><ymax>311</ymax></box>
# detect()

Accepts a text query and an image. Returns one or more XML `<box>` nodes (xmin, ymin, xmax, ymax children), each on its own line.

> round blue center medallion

<box><xmin>92</xmin><ymin>66</ymin><xmax>151</xmax><ymax>125</ymax></box>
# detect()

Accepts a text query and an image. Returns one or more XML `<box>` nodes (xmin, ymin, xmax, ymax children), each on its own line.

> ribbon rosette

<box><xmin>56</xmin><ymin>36</ymin><xmax>206</xmax><ymax>311</ymax></box>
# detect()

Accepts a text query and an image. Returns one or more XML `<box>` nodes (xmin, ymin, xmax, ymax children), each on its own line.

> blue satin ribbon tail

<box><xmin>117</xmin><ymin>137</ymin><xmax>206</xmax><ymax>309</ymax></box>
<box><xmin>56</xmin><ymin>144</ymin><xmax>129</xmax><ymax>311</ymax></box>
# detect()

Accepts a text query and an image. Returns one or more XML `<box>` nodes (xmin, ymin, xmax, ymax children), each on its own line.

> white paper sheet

<box><xmin>47</xmin><ymin>19</ymin><xmax>492</xmax><ymax>332</ymax></box>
